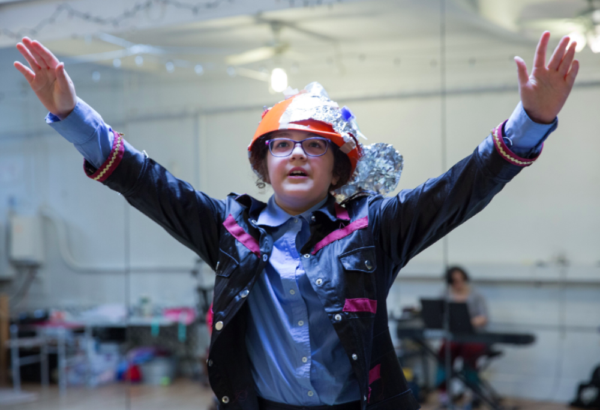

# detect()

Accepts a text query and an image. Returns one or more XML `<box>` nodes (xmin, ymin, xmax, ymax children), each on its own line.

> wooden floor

<box><xmin>1</xmin><ymin>380</ymin><xmax>572</xmax><ymax>410</ymax></box>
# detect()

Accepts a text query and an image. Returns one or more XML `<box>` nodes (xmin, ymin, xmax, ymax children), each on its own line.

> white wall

<box><xmin>0</xmin><ymin>55</ymin><xmax>598</xmax><ymax>404</ymax></box>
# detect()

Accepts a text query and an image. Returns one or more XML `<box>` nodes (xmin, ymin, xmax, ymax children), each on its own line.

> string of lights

<box><xmin>1</xmin><ymin>0</ymin><xmax>331</xmax><ymax>40</ymax></box>
<box><xmin>1</xmin><ymin>0</ymin><xmax>231</xmax><ymax>40</ymax></box>
<box><xmin>2</xmin><ymin>0</ymin><xmax>336</xmax><ymax>91</ymax></box>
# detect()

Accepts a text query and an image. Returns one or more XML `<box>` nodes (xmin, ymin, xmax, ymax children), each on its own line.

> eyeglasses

<box><xmin>265</xmin><ymin>137</ymin><xmax>330</xmax><ymax>157</ymax></box>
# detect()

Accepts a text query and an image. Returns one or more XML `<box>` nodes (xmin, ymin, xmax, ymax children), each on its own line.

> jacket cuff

<box><xmin>83</xmin><ymin>129</ymin><xmax>124</xmax><ymax>182</ymax></box>
<box><xmin>492</xmin><ymin>120</ymin><xmax>541</xmax><ymax>167</ymax></box>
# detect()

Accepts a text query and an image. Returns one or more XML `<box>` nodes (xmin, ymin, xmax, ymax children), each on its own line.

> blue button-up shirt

<box><xmin>46</xmin><ymin>98</ymin><xmax>555</xmax><ymax>405</ymax></box>
<box><xmin>246</xmin><ymin>195</ymin><xmax>360</xmax><ymax>405</ymax></box>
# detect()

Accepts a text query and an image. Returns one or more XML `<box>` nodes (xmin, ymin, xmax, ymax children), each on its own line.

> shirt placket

<box><xmin>283</xmin><ymin>217</ymin><xmax>319</xmax><ymax>402</ymax></box>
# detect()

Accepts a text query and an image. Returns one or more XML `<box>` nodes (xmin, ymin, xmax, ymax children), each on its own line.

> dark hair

<box><xmin>445</xmin><ymin>266</ymin><xmax>470</xmax><ymax>285</ymax></box>
<box><xmin>249</xmin><ymin>134</ymin><xmax>353</xmax><ymax>191</ymax></box>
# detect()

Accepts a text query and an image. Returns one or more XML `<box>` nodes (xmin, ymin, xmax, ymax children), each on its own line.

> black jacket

<box><xmin>84</xmin><ymin>126</ymin><xmax>538</xmax><ymax>409</ymax></box>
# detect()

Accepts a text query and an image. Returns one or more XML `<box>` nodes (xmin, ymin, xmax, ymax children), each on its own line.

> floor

<box><xmin>0</xmin><ymin>380</ymin><xmax>574</xmax><ymax>410</ymax></box>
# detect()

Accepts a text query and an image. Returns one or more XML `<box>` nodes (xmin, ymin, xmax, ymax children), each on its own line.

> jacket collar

<box><xmin>232</xmin><ymin>192</ymin><xmax>350</xmax><ymax>224</ymax></box>
<box><xmin>230</xmin><ymin>193</ymin><xmax>267</xmax><ymax>220</ymax></box>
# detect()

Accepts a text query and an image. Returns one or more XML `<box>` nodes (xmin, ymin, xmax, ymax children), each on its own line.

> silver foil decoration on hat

<box><xmin>279</xmin><ymin>82</ymin><xmax>366</xmax><ymax>154</ymax></box>
<box><xmin>334</xmin><ymin>143</ymin><xmax>404</xmax><ymax>202</ymax></box>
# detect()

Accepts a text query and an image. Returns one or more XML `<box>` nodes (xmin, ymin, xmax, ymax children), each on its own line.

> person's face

<box><xmin>451</xmin><ymin>270</ymin><xmax>468</xmax><ymax>292</ymax></box>
<box><xmin>266</xmin><ymin>130</ymin><xmax>338</xmax><ymax>214</ymax></box>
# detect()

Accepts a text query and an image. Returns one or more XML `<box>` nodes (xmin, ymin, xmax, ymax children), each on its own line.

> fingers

<box><xmin>548</xmin><ymin>36</ymin><xmax>570</xmax><ymax>71</ymax></box>
<box><xmin>558</xmin><ymin>42</ymin><xmax>577</xmax><ymax>77</ymax></box>
<box><xmin>533</xmin><ymin>31</ymin><xmax>550</xmax><ymax>69</ymax></box>
<box><xmin>13</xmin><ymin>61</ymin><xmax>35</xmax><ymax>83</ymax></box>
<box><xmin>514</xmin><ymin>56</ymin><xmax>529</xmax><ymax>86</ymax></box>
<box><xmin>31</xmin><ymin>40</ymin><xmax>60</xmax><ymax>69</ymax></box>
<box><xmin>566</xmin><ymin>60</ymin><xmax>579</xmax><ymax>88</ymax></box>
<box><xmin>55</xmin><ymin>63</ymin><xmax>71</xmax><ymax>90</ymax></box>
<box><xmin>16</xmin><ymin>42</ymin><xmax>42</xmax><ymax>71</ymax></box>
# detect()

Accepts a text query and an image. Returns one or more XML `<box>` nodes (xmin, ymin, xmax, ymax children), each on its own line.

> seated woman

<box><xmin>436</xmin><ymin>266</ymin><xmax>488</xmax><ymax>407</ymax></box>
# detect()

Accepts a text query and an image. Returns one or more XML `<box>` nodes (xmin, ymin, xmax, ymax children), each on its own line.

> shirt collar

<box><xmin>257</xmin><ymin>195</ymin><xmax>331</xmax><ymax>228</ymax></box>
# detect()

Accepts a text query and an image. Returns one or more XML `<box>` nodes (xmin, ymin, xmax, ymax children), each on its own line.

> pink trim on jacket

<box><xmin>492</xmin><ymin>121</ymin><xmax>541</xmax><ymax>167</ymax></box>
<box><xmin>343</xmin><ymin>298</ymin><xmax>377</xmax><ymax>314</ymax></box>
<box><xmin>223</xmin><ymin>215</ymin><xmax>261</xmax><ymax>256</ymax></box>
<box><xmin>86</xmin><ymin>131</ymin><xmax>125</xmax><ymax>182</ymax></box>
<box><xmin>311</xmin><ymin>216</ymin><xmax>368</xmax><ymax>255</ymax></box>
<box><xmin>368</xmin><ymin>364</ymin><xmax>382</xmax><ymax>402</ymax></box>
<box><xmin>335</xmin><ymin>203</ymin><xmax>350</xmax><ymax>221</ymax></box>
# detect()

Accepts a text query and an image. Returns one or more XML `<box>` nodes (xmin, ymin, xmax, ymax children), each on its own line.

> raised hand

<box><xmin>514</xmin><ymin>31</ymin><xmax>579</xmax><ymax>124</ymax></box>
<box><xmin>14</xmin><ymin>37</ymin><xmax>77</xmax><ymax>119</ymax></box>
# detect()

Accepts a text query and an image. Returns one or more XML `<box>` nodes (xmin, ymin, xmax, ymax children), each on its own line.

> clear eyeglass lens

<box><xmin>269</xmin><ymin>138</ymin><xmax>328</xmax><ymax>157</ymax></box>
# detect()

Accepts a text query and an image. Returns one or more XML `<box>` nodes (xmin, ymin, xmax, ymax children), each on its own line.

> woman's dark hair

<box><xmin>249</xmin><ymin>134</ymin><xmax>353</xmax><ymax>191</ymax></box>
<box><xmin>445</xmin><ymin>266</ymin><xmax>470</xmax><ymax>285</ymax></box>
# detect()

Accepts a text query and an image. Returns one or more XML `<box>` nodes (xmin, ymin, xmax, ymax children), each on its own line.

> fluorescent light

<box><xmin>587</xmin><ymin>26</ymin><xmax>600</xmax><ymax>53</ymax></box>
<box><xmin>271</xmin><ymin>68</ymin><xmax>288</xmax><ymax>93</ymax></box>
<box><xmin>135</xmin><ymin>55</ymin><xmax>144</xmax><ymax>66</ymax></box>
<box><xmin>567</xmin><ymin>32</ymin><xmax>586</xmax><ymax>52</ymax></box>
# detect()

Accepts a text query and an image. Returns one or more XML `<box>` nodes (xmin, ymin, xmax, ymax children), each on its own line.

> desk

<box><xmin>12</xmin><ymin>314</ymin><xmax>197</xmax><ymax>393</ymax></box>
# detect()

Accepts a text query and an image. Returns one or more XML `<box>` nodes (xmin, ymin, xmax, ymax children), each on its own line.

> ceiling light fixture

<box><xmin>568</xmin><ymin>31</ymin><xmax>587</xmax><ymax>52</ymax></box>
<box><xmin>270</xmin><ymin>68</ymin><xmax>288</xmax><ymax>93</ymax></box>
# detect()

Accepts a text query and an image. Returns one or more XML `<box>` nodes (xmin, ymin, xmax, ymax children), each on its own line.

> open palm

<box><xmin>515</xmin><ymin>32</ymin><xmax>579</xmax><ymax>124</ymax></box>
<box><xmin>14</xmin><ymin>37</ymin><xmax>77</xmax><ymax>119</ymax></box>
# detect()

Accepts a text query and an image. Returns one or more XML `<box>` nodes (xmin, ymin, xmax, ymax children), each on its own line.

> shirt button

<box><xmin>334</xmin><ymin>314</ymin><xmax>342</xmax><ymax>322</ymax></box>
<box><xmin>352</xmin><ymin>354</ymin><xmax>358</xmax><ymax>361</ymax></box>
<box><xmin>303</xmin><ymin>254</ymin><xmax>310</xmax><ymax>259</ymax></box>
<box><xmin>307</xmin><ymin>391</ymin><xmax>314</xmax><ymax>397</ymax></box>
<box><xmin>289</xmin><ymin>289</ymin><xmax>296</xmax><ymax>295</ymax></box>
<box><xmin>215</xmin><ymin>321</ymin><xmax>223</xmax><ymax>331</ymax></box>
<box><xmin>208</xmin><ymin>359</ymin><xmax>213</xmax><ymax>366</ymax></box>
<box><xmin>294</xmin><ymin>218</ymin><xmax>298</xmax><ymax>223</ymax></box>
<box><xmin>263</xmin><ymin>254</ymin><xmax>268</xmax><ymax>261</ymax></box>
<box><xmin>298</xmin><ymin>320</ymin><xmax>304</xmax><ymax>326</ymax></box>
<box><xmin>222</xmin><ymin>396</ymin><xmax>230</xmax><ymax>403</ymax></box>
<box><xmin>241</xmin><ymin>290</ymin><xmax>249</xmax><ymax>298</ymax></box>
<box><xmin>365</xmin><ymin>260</ymin><xmax>373</xmax><ymax>270</ymax></box>
<box><xmin>315</xmin><ymin>278</ymin><xmax>323</xmax><ymax>286</ymax></box>
<box><xmin>302</xmin><ymin>357</ymin><xmax>308</xmax><ymax>363</ymax></box>
<box><xmin>311</xmin><ymin>215</ymin><xmax>316</xmax><ymax>221</ymax></box>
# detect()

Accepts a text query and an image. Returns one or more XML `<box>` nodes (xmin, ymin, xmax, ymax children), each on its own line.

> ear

<box><xmin>331</xmin><ymin>173</ymin><xmax>340</xmax><ymax>186</ymax></box>
<box><xmin>263</xmin><ymin>161</ymin><xmax>271</xmax><ymax>184</ymax></box>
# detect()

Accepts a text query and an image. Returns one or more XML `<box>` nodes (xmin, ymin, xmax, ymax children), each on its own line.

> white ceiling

<box><xmin>2</xmin><ymin>0</ymin><xmax>599</xmax><ymax>96</ymax></box>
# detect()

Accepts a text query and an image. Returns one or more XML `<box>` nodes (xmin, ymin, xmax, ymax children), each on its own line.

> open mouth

<box><xmin>288</xmin><ymin>168</ymin><xmax>309</xmax><ymax>178</ymax></box>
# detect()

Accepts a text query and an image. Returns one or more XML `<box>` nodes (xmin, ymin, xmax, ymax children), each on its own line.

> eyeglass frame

<box><xmin>265</xmin><ymin>136</ymin><xmax>331</xmax><ymax>157</ymax></box>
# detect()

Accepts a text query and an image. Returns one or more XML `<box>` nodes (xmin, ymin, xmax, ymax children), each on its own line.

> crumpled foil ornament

<box><xmin>279</xmin><ymin>82</ymin><xmax>367</xmax><ymax>154</ymax></box>
<box><xmin>334</xmin><ymin>143</ymin><xmax>404</xmax><ymax>202</ymax></box>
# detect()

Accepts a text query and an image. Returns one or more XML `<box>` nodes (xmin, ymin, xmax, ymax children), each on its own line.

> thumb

<box><xmin>514</xmin><ymin>56</ymin><xmax>529</xmax><ymax>87</ymax></box>
<box><xmin>55</xmin><ymin>63</ymin><xmax>72</xmax><ymax>91</ymax></box>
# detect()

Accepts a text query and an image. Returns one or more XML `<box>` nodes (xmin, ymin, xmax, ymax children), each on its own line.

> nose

<box><xmin>289</xmin><ymin>142</ymin><xmax>306</xmax><ymax>160</ymax></box>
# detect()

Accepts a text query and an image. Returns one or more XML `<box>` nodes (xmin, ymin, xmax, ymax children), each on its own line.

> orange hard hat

<box><xmin>248</xmin><ymin>91</ymin><xmax>363</xmax><ymax>173</ymax></box>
